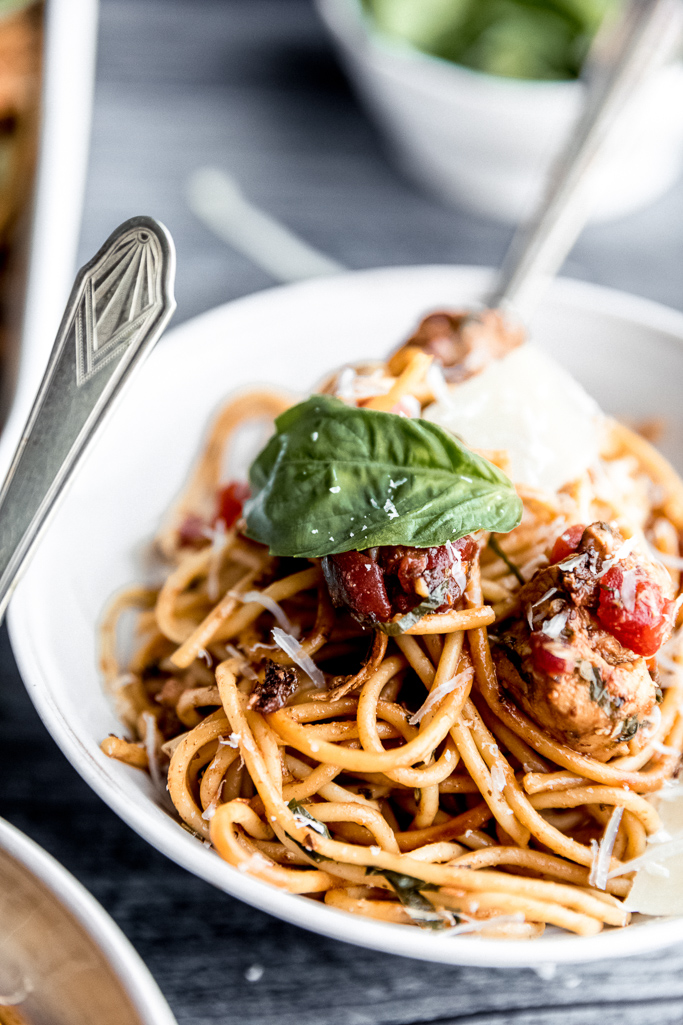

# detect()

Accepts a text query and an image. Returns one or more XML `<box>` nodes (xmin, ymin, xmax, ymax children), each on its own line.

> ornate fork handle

<box><xmin>0</xmin><ymin>216</ymin><xmax>176</xmax><ymax>620</ymax></box>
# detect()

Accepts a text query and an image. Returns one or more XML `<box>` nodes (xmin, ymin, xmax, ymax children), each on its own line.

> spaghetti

<box><xmin>100</xmin><ymin>314</ymin><xmax>683</xmax><ymax>939</ymax></box>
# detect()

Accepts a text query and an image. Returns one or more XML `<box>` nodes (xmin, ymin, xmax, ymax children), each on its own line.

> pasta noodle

<box><xmin>100</xmin><ymin>329</ymin><xmax>683</xmax><ymax>940</ymax></box>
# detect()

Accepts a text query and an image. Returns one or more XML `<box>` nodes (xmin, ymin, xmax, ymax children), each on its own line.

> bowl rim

<box><xmin>9</xmin><ymin>263</ymin><xmax>683</xmax><ymax>969</ymax></box>
<box><xmin>0</xmin><ymin>816</ymin><xmax>177</xmax><ymax>1025</ymax></box>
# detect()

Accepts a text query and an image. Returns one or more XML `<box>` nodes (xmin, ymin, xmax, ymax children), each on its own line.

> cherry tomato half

<box><xmin>529</xmin><ymin>631</ymin><xmax>572</xmax><ymax>677</ymax></box>
<box><xmin>549</xmin><ymin>524</ymin><xmax>586</xmax><ymax>565</ymax></box>
<box><xmin>215</xmin><ymin>480</ymin><xmax>251</xmax><ymax>530</ymax></box>
<box><xmin>597</xmin><ymin>565</ymin><xmax>673</xmax><ymax>658</ymax></box>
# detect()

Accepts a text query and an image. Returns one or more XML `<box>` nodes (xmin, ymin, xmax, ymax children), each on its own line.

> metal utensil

<box><xmin>188</xmin><ymin>167</ymin><xmax>344</xmax><ymax>282</ymax></box>
<box><xmin>490</xmin><ymin>0</ymin><xmax>683</xmax><ymax>316</ymax></box>
<box><xmin>0</xmin><ymin>215</ymin><xmax>176</xmax><ymax>621</ymax></box>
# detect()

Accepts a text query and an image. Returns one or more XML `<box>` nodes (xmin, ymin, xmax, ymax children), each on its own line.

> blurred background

<box><xmin>77</xmin><ymin>0</ymin><xmax>683</xmax><ymax>326</ymax></box>
<box><xmin>5</xmin><ymin>1</ymin><xmax>683</xmax><ymax>1023</ymax></box>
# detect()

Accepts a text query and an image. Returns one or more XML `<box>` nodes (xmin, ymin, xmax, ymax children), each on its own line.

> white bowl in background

<box><xmin>315</xmin><ymin>0</ymin><xmax>683</xmax><ymax>223</ymax></box>
<box><xmin>9</xmin><ymin>264</ymin><xmax>683</xmax><ymax>968</ymax></box>
<box><xmin>0</xmin><ymin>816</ymin><xmax>177</xmax><ymax>1025</ymax></box>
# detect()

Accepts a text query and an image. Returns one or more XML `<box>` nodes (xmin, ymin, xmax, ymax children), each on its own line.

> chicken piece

<box><xmin>494</xmin><ymin>591</ymin><xmax>657</xmax><ymax>760</ymax></box>
<box><xmin>322</xmin><ymin>536</ymin><xmax>478</xmax><ymax>628</ymax></box>
<box><xmin>550</xmin><ymin>521</ymin><xmax>674</xmax><ymax>655</ymax></box>
<box><xmin>387</xmin><ymin>309</ymin><xmax>525</xmax><ymax>385</ymax></box>
<box><xmin>491</xmin><ymin>522</ymin><xmax>673</xmax><ymax>760</ymax></box>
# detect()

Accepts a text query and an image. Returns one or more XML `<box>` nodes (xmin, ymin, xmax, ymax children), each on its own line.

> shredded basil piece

<box><xmin>288</xmin><ymin>799</ymin><xmax>331</xmax><ymax>837</ymax></box>
<box><xmin>286</xmin><ymin>799</ymin><xmax>331</xmax><ymax>862</ymax></box>
<box><xmin>616</xmin><ymin>715</ymin><xmax>640</xmax><ymax>743</ymax></box>
<box><xmin>588</xmin><ymin>669</ymin><xmax>609</xmax><ymax>710</ymax></box>
<box><xmin>246</xmin><ymin>396</ymin><xmax>522</xmax><ymax>558</ymax></box>
<box><xmin>488</xmin><ymin>536</ymin><xmax>524</xmax><ymax>586</ymax></box>
<box><xmin>582</xmin><ymin>661</ymin><xmax>624</xmax><ymax>718</ymax></box>
<box><xmin>366</xmin><ymin>868</ymin><xmax>447</xmax><ymax>930</ymax></box>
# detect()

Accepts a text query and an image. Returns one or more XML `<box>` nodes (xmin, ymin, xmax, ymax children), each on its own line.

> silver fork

<box><xmin>0</xmin><ymin>216</ymin><xmax>176</xmax><ymax>620</ymax></box>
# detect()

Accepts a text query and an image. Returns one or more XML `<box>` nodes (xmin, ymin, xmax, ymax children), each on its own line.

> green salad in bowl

<box><xmin>361</xmin><ymin>0</ymin><xmax>617</xmax><ymax>81</ymax></box>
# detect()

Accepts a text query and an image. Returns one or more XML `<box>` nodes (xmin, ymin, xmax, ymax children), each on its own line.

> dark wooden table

<box><xmin>4</xmin><ymin>1</ymin><xmax>683</xmax><ymax>1021</ymax></box>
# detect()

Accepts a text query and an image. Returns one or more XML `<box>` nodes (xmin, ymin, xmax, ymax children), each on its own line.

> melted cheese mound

<box><xmin>425</xmin><ymin>344</ymin><xmax>605</xmax><ymax>492</ymax></box>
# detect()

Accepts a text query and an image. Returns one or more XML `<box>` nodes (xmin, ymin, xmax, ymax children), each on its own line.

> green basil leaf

<box><xmin>246</xmin><ymin>395</ymin><xmax>522</xmax><ymax>558</ymax></box>
<box><xmin>287</xmin><ymin>798</ymin><xmax>331</xmax><ymax>838</ymax></box>
<box><xmin>366</xmin><ymin>868</ymin><xmax>447</xmax><ymax>930</ymax></box>
<box><xmin>616</xmin><ymin>715</ymin><xmax>640</xmax><ymax>743</ymax></box>
<box><xmin>488</xmin><ymin>536</ymin><xmax>525</xmax><ymax>586</ymax></box>
<box><xmin>285</xmin><ymin>798</ymin><xmax>332</xmax><ymax>862</ymax></box>
<box><xmin>366</xmin><ymin>867</ymin><xmax>438</xmax><ymax>894</ymax></box>
<box><xmin>581</xmin><ymin>661</ymin><xmax>623</xmax><ymax>718</ymax></box>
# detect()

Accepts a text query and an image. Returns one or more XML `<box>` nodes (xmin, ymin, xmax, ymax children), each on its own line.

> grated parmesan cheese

<box><xmin>445</xmin><ymin>541</ymin><xmax>468</xmax><ymax>592</ymax></box>
<box><xmin>334</xmin><ymin>366</ymin><xmax>393</xmax><ymax>404</ymax></box>
<box><xmin>611</xmin><ymin>834</ymin><xmax>683</xmax><ymax>879</ymax></box>
<box><xmin>490</xmin><ymin>761</ymin><xmax>507</xmax><ymax>794</ymax></box>
<box><xmin>424</xmin><ymin>344</ymin><xmax>603</xmax><ymax>491</ymax></box>
<box><xmin>541</xmin><ymin>609</ymin><xmax>569</xmax><ymax>640</ymax></box>
<box><xmin>201</xmin><ymin>780</ymin><xmax>225</xmax><ymax>821</ymax></box>
<box><xmin>595</xmin><ymin>537</ymin><xmax>638</xmax><ymax>579</ymax></box>
<box><xmin>407</xmin><ymin>668</ymin><xmax>474</xmax><ymax>726</ymax></box>
<box><xmin>204</xmin><ymin>518</ymin><xmax>228</xmax><ymax>601</ymax></box>
<box><xmin>526</xmin><ymin>588</ymin><xmax>558</xmax><ymax>629</ymax></box>
<box><xmin>219</xmin><ymin>732</ymin><xmax>241</xmax><ymax>749</ymax></box>
<box><xmin>272</xmin><ymin>627</ymin><xmax>325</xmax><ymax>688</ymax></box>
<box><xmin>589</xmin><ymin>805</ymin><xmax>623</xmax><ymax>890</ymax></box>
<box><xmin>230</xmin><ymin>590</ymin><xmax>298</xmax><ymax>636</ymax></box>
<box><xmin>291</xmin><ymin>808</ymin><xmax>327</xmax><ymax>835</ymax></box>
<box><xmin>224</xmin><ymin>643</ymin><xmax>259</xmax><ymax>681</ymax></box>
<box><xmin>142</xmin><ymin>711</ymin><xmax>162</xmax><ymax>791</ymax></box>
<box><xmin>620</xmin><ymin>568</ymin><xmax>637</xmax><ymax>612</ymax></box>
<box><xmin>442</xmin><ymin>912</ymin><xmax>525</xmax><ymax>938</ymax></box>
<box><xmin>384</xmin><ymin>498</ymin><xmax>399</xmax><ymax>519</ymax></box>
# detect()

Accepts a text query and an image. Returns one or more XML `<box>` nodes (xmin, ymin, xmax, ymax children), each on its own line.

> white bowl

<box><xmin>9</xmin><ymin>264</ymin><xmax>683</xmax><ymax>968</ymax></box>
<box><xmin>315</xmin><ymin>0</ymin><xmax>683</xmax><ymax>223</ymax></box>
<box><xmin>0</xmin><ymin>816</ymin><xmax>177</xmax><ymax>1025</ymax></box>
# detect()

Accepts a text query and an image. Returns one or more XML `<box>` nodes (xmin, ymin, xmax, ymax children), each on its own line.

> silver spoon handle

<box><xmin>0</xmin><ymin>216</ymin><xmax>176</xmax><ymax>620</ymax></box>
<box><xmin>489</xmin><ymin>0</ymin><xmax>683</xmax><ymax>316</ymax></box>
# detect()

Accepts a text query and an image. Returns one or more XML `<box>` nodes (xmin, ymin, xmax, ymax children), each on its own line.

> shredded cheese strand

<box><xmin>589</xmin><ymin>806</ymin><xmax>623</xmax><ymax>890</ymax></box>
<box><xmin>607</xmin><ymin>833</ymin><xmax>683</xmax><ymax>879</ymax></box>
<box><xmin>230</xmin><ymin>589</ymin><xmax>298</xmax><ymax>636</ymax></box>
<box><xmin>408</xmin><ymin>669</ymin><xmax>474</xmax><ymax>726</ymax></box>
<box><xmin>272</xmin><ymin>627</ymin><xmax>325</xmax><ymax>688</ymax></box>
